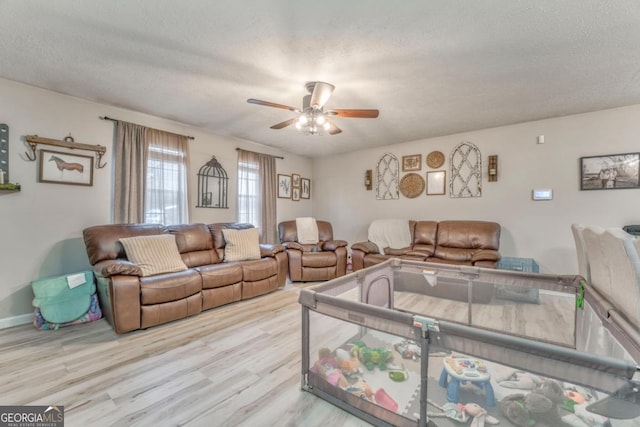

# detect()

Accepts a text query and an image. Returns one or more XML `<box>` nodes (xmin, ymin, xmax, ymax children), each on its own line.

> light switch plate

<box><xmin>532</xmin><ymin>189</ymin><xmax>553</xmax><ymax>200</ymax></box>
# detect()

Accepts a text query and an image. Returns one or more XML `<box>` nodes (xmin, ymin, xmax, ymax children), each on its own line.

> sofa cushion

<box><xmin>168</xmin><ymin>223</ymin><xmax>219</xmax><ymax>267</ymax></box>
<box><xmin>119</xmin><ymin>234</ymin><xmax>188</xmax><ymax>277</ymax></box>
<box><xmin>222</xmin><ymin>228</ymin><xmax>261</xmax><ymax>262</ymax></box>
<box><xmin>139</xmin><ymin>269</ymin><xmax>202</xmax><ymax>305</ymax></box>
<box><xmin>302</xmin><ymin>252</ymin><xmax>337</xmax><ymax>268</ymax></box>
<box><xmin>242</xmin><ymin>258</ymin><xmax>278</xmax><ymax>282</ymax></box>
<box><xmin>196</xmin><ymin>263</ymin><xmax>243</xmax><ymax>289</ymax></box>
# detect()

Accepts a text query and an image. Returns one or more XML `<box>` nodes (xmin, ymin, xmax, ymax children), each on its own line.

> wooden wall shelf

<box><xmin>25</xmin><ymin>135</ymin><xmax>107</xmax><ymax>169</ymax></box>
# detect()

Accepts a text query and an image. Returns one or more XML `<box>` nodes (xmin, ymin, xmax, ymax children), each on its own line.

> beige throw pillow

<box><xmin>119</xmin><ymin>234</ymin><xmax>188</xmax><ymax>277</ymax></box>
<box><xmin>222</xmin><ymin>228</ymin><xmax>261</xmax><ymax>262</ymax></box>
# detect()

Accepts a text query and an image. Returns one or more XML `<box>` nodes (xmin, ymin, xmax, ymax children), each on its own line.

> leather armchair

<box><xmin>278</xmin><ymin>220</ymin><xmax>348</xmax><ymax>282</ymax></box>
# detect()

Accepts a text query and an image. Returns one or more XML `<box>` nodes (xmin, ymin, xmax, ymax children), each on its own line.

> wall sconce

<box><xmin>364</xmin><ymin>169</ymin><xmax>372</xmax><ymax>190</ymax></box>
<box><xmin>488</xmin><ymin>155</ymin><xmax>498</xmax><ymax>182</ymax></box>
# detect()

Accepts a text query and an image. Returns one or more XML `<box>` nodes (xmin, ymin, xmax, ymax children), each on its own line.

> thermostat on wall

<box><xmin>532</xmin><ymin>189</ymin><xmax>553</xmax><ymax>201</ymax></box>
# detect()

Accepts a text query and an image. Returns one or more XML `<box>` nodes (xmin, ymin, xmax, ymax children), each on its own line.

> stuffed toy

<box><xmin>311</xmin><ymin>347</ymin><xmax>348</xmax><ymax>388</ymax></box>
<box><xmin>501</xmin><ymin>379</ymin><xmax>569</xmax><ymax>427</ymax></box>
<box><xmin>351</xmin><ymin>340</ymin><xmax>393</xmax><ymax>371</ymax></box>
<box><xmin>460</xmin><ymin>403</ymin><xmax>500</xmax><ymax>427</ymax></box>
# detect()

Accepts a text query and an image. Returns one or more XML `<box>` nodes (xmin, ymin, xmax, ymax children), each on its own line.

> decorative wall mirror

<box><xmin>376</xmin><ymin>153</ymin><xmax>399</xmax><ymax>200</ymax></box>
<box><xmin>450</xmin><ymin>141</ymin><xmax>482</xmax><ymax>198</ymax></box>
<box><xmin>197</xmin><ymin>156</ymin><xmax>229</xmax><ymax>208</ymax></box>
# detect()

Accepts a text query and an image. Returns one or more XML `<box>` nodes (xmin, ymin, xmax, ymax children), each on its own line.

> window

<box><xmin>113</xmin><ymin>122</ymin><xmax>190</xmax><ymax>224</ymax></box>
<box><xmin>145</xmin><ymin>145</ymin><xmax>188</xmax><ymax>225</ymax></box>
<box><xmin>237</xmin><ymin>159</ymin><xmax>259</xmax><ymax>226</ymax></box>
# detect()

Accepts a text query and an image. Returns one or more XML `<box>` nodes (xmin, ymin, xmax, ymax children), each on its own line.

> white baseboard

<box><xmin>0</xmin><ymin>313</ymin><xmax>32</xmax><ymax>329</ymax></box>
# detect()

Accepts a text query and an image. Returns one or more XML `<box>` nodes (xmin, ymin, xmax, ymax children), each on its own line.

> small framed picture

<box><xmin>426</xmin><ymin>171</ymin><xmax>446</xmax><ymax>195</ymax></box>
<box><xmin>292</xmin><ymin>186</ymin><xmax>300</xmax><ymax>201</ymax></box>
<box><xmin>292</xmin><ymin>173</ymin><xmax>301</xmax><ymax>187</ymax></box>
<box><xmin>402</xmin><ymin>154</ymin><xmax>422</xmax><ymax>171</ymax></box>
<box><xmin>301</xmin><ymin>178</ymin><xmax>311</xmax><ymax>199</ymax></box>
<box><xmin>580</xmin><ymin>153</ymin><xmax>640</xmax><ymax>190</ymax></box>
<box><xmin>39</xmin><ymin>149</ymin><xmax>94</xmax><ymax>186</ymax></box>
<box><xmin>277</xmin><ymin>174</ymin><xmax>292</xmax><ymax>198</ymax></box>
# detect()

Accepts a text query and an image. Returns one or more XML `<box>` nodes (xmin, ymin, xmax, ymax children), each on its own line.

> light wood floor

<box><xmin>0</xmin><ymin>283</ymin><xmax>371</xmax><ymax>427</ymax></box>
<box><xmin>0</xmin><ymin>282</ymin><xmax>574</xmax><ymax>427</ymax></box>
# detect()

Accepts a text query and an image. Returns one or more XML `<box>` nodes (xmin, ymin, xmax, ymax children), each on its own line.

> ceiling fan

<box><xmin>247</xmin><ymin>81</ymin><xmax>379</xmax><ymax>135</ymax></box>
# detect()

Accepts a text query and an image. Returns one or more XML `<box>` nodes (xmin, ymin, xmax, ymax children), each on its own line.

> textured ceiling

<box><xmin>1</xmin><ymin>1</ymin><xmax>640</xmax><ymax>157</ymax></box>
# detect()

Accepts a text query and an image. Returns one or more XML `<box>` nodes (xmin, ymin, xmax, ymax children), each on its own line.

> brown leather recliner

<box><xmin>278</xmin><ymin>220</ymin><xmax>348</xmax><ymax>282</ymax></box>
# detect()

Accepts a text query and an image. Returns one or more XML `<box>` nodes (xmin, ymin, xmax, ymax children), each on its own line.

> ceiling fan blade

<box><xmin>309</xmin><ymin>82</ymin><xmax>335</xmax><ymax>109</ymax></box>
<box><xmin>270</xmin><ymin>118</ymin><xmax>297</xmax><ymax>129</ymax></box>
<box><xmin>247</xmin><ymin>98</ymin><xmax>300</xmax><ymax>113</ymax></box>
<box><xmin>327</xmin><ymin>120</ymin><xmax>342</xmax><ymax>135</ymax></box>
<box><xmin>327</xmin><ymin>109</ymin><xmax>379</xmax><ymax>118</ymax></box>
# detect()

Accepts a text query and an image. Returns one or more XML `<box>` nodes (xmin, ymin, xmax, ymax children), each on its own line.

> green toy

<box><xmin>351</xmin><ymin>340</ymin><xmax>393</xmax><ymax>371</ymax></box>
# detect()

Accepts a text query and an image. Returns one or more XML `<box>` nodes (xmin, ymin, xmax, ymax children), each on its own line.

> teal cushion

<box><xmin>32</xmin><ymin>271</ymin><xmax>95</xmax><ymax>323</ymax></box>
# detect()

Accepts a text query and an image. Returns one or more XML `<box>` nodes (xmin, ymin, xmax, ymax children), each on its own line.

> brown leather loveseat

<box><xmin>351</xmin><ymin>220</ymin><xmax>501</xmax><ymax>303</ymax></box>
<box><xmin>351</xmin><ymin>220</ymin><xmax>501</xmax><ymax>270</ymax></box>
<box><xmin>83</xmin><ymin>222</ymin><xmax>287</xmax><ymax>333</ymax></box>
<box><xmin>278</xmin><ymin>220</ymin><xmax>348</xmax><ymax>282</ymax></box>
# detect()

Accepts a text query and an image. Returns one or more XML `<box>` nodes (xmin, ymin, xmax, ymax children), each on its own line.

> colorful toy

<box><xmin>374</xmin><ymin>388</ymin><xmax>398</xmax><ymax>412</ymax></box>
<box><xmin>351</xmin><ymin>340</ymin><xmax>393</xmax><ymax>371</ymax></box>
<box><xmin>394</xmin><ymin>339</ymin><xmax>422</xmax><ymax>360</ymax></box>
<box><xmin>345</xmin><ymin>380</ymin><xmax>374</xmax><ymax>401</ymax></box>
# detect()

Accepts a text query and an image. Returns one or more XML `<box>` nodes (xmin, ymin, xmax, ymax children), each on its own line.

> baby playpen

<box><xmin>298</xmin><ymin>259</ymin><xmax>639</xmax><ymax>427</ymax></box>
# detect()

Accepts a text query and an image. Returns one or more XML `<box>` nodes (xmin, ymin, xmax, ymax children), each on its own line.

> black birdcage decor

<box><xmin>197</xmin><ymin>156</ymin><xmax>228</xmax><ymax>208</ymax></box>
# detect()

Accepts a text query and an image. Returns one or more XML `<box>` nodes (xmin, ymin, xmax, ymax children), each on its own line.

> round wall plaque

<box><xmin>426</xmin><ymin>151</ymin><xmax>445</xmax><ymax>168</ymax></box>
<box><xmin>399</xmin><ymin>173</ymin><xmax>425</xmax><ymax>198</ymax></box>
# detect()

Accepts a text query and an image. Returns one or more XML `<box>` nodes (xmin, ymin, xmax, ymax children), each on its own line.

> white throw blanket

<box><xmin>296</xmin><ymin>217</ymin><xmax>319</xmax><ymax>244</ymax></box>
<box><xmin>368</xmin><ymin>219</ymin><xmax>411</xmax><ymax>254</ymax></box>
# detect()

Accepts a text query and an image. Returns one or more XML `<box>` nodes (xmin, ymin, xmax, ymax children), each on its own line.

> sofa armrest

<box><xmin>471</xmin><ymin>250</ymin><xmax>501</xmax><ymax>262</ymax></box>
<box><xmin>351</xmin><ymin>241</ymin><xmax>380</xmax><ymax>255</ymax></box>
<box><xmin>384</xmin><ymin>247</ymin><xmax>412</xmax><ymax>256</ymax></box>
<box><xmin>260</xmin><ymin>243</ymin><xmax>286</xmax><ymax>258</ymax></box>
<box><xmin>283</xmin><ymin>241</ymin><xmax>305</xmax><ymax>252</ymax></box>
<box><xmin>93</xmin><ymin>259</ymin><xmax>142</xmax><ymax>278</ymax></box>
<box><xmin>322</xmin><ymin>239</ymin><xmax>348</xmax><ymax>251</ymax></box>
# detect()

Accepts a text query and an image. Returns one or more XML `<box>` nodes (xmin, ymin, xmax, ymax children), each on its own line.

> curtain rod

<box><xmin>236</xmin><ymin>147</ymin><xmax>284</xmax><ymax>159</ymax></box>
<box><xmin>99</xmin><ymin>116</ymin><xmax>195</xmax><ymax>140</ymax></box>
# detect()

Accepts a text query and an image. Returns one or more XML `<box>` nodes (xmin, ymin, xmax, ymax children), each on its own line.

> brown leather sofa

<box><xmin>351</xmin><ymin>220</ymin><xmax>501</xmax><ymax>303</ymax></box>
<box><xmin>83</xmin><ymin>222</ymin><xmax>287</xmax><ymax>333</ymax></box>
<box><xmin>278</xmin><ymin>220</ymin><xmax>348</xmax><ymax>282</ymax></box>
<box><xmin>351</xmin><ymin>220</ymin><xmax>501</xmax><ymax>270</ymax></box>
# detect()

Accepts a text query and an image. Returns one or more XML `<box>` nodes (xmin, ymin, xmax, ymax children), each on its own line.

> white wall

<box><xmin>0</xmin><ymin>78</ymin><xmax>312</xmax><ymax>321</ymax></box>
<box><xmin>313</xmin><ymin>104</ymin><xmax>640</xmax><ymax>274</ymax></box>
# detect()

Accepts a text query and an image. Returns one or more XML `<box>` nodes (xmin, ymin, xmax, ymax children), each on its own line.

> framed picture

<box><xmin>301</xmin><ymin>178</ymin><xmax>311</xmax><ymax>199</ymax></box>
<box><xmin>292</xmin><ymin>173</ymin><xmax>301</xmax><ymax>188</ymax></box>
<box><xmin>426</xmin><ymin>171</ymin><xmax>446</xmax><ymax>195</ymax></box>
<box><xmin>39</xmin><ymin>149</ymin><xmax>94</xmax><ymax>186</ymax></box>
<box><xmin>402</xmin><ymin>154</ymin><xmax>422</xmax><ymax>171</ymax></box>
<box><xmin>277</xmin><ymin>174</ymin><xmax>292</xmax><ymax>198</ymax></box>
<box><xmin>292</xmin><ymin>187</ymin><xmax>300</xmax><ymax>201</ymax></box>
<box><xmin>580</xmin><ymin>153</ymin><xmax>640</xmax><ymax>190</ymax></box>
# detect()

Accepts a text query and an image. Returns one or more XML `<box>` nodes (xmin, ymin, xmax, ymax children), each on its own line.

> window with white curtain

<box><xmin>144</xmin><ymin>136</ymin><xmax>189</xmax><ymax>225</ymax></box>
<box><xmin>237</xmin><ymin>158</ymin><xmax>260</xmax><ymax>227</ymax></box>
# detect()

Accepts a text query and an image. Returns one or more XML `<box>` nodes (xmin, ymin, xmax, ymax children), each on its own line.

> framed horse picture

<box><xmin>39</xmin><ymin>149</ymin><xmax>94</xmax><ymax>186</ymax></box>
